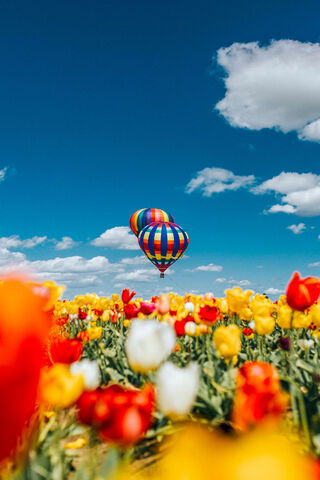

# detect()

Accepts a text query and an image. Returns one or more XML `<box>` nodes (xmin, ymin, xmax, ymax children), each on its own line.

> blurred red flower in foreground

<box><xmin>286</xmin><ymin>272</ymin><xmax>320</xmax><ymax>312</ymax></box>
<box><xmin>0</xmin><ymin>278</ymin><xmax>51</xmax><ymax>461</ymax></box>
<box><xmin>49</xmin><ymin>338</ymin><xmax>83</xmax><ymax>364</ymax></box>
<box><xmin>122</xmin><ymin>288</ymin><xmax>136</xmax><ymax>304</ymax></box>
<box><xmin>232</xmin><ymin>361</ymin><xmax>287</xmax><ymax>431</ymax></box>
<box><xmin>77</xmin><ymin>383</ymin><xmax>154</xmax><ymax>445</ymax></box>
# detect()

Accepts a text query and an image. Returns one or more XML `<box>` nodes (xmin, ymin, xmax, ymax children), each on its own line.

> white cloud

<box><xmin>55</xmin><ymin>236</ymin><xmax>79</xmax><ymax>250</ymax></box>
<box><xmin>0</xmin><ymin>250</ymin><xmax>124</xmax><ymax>292</ymax></box>
<box><xmin>308</xmin><ymin>261</ymin><xmax>320</xmax><ymax>267</ymax></box>
<box><xmin>115</xmin><ymin>268</ymin><xmax>173</xmax><ymax>283</ymax></box>
<box><xmin>217</xmin><ymin>277</ymin><xmax>251</xmax><ymax>286</ymax></box>
<box><xmin>287</xmin><ymin>223</ymin><xmax>306</xmax><ymax>234</ymax></box>
<box><xmin>255</xmin><ymin>171</ymin><xmax>320</xmax><ymax>216</ymax></box>
<box><xmin>120</xmin><ymin>255</ymin><xmax>148</xmax><ymax>265</ymax></box>
<box><xmin>185</xmin><ymin>167</ymin><xmax>255</xmax><ymax>197</ymax></box>
<box><xmin>0</xmin><ymin>167</ymin><xmax>7</xmax><ymax>182</ymax></box>
<box><xmin>0</xmin><ymin>235</ymin><xmax>47</xmax><ymax>249</ymax></box>
<box><xmin>264</xmin><ymin>287</ymin><xmax>284</xmax><ymax>295</ymax></box>
<box><xmin>91</xmin><ymin>226</ymin><xmax>139</xmax><ymax>250</ymax></box>
<box><xmin>0</xmin><ymin>247</ymin><xmax>26</xmax><ymax>266</ymax></box>
<box><xmin>191</xmin><ymin>263</ymin><xmax>223</xmax><ymax>272</ymax></box>
<box><xmin>266</xmin><ymin>204</ymin><xmax>296</xmax><ymax>214</ymax></box>
<box><xmin>215</xmin><ymin>40</ymin><xmax>320</xmax><ymax>141</ymax></box>
<box><xmin>215</xmin><ymin>277</ymin><xmax>226</xmax><ymax>283</ymax></box>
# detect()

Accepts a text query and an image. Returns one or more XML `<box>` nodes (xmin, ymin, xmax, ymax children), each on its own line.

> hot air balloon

<box><xmin>130</xmin><ymin>208</ymin><xmax>174</xmax><ymax>237</ymax></box>
<box><xmin>138</xmin><ymin>221</ymin><xmax>189</xmax><ymax>278</ymax></box>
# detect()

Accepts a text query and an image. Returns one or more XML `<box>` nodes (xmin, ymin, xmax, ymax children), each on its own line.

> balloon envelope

<box><xmin>130</xmin><ymin>208</ymin><xmax>174</xmax><ymax>237</ymax></box>
<box><xmin>138</xmin><ymin>221</ymin><xmax>189</xmax><ymax>275</ymax></box>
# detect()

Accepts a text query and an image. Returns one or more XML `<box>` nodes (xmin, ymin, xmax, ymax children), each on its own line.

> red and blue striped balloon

<box><xmin>130</xmin><ymin>208</ymin><xmax>174</xmax><ymax>237</ymax></box>
<box><xmin>138</xmin><ymin>221</ymin><xmax>189</xmax><ymax>277</ymax></box>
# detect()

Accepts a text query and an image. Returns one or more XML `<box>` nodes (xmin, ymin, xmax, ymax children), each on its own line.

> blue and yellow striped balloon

<box><xmin>138</xmin><ymin>221</ymin><xmax>189</xmax><ymax>277</ymax></box>
<box><xmin>130</xmin><ymin>208</ymin><xmax>174</xmax><ymax>237</ymax></box>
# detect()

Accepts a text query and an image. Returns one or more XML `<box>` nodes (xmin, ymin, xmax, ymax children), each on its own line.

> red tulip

<box><xmin>286</xmin><ymin>272</ymin><xmax>320</xmax><ymax>311</ymax></box>
<box><xmin>78</xmin><ymin>308</ymin><xmax>88</xmax><ymax>320</ymax></box>
<box><xmin>121</xmin><ymin>288</ymin><xmax>136</xmax><ymax>304</ymax></box>
<box><xmin>232</xmin><ymin>361</ymin><xmax>287</xmax><ymax>431</ymax></box>
<box><xmin>77</xmin><ymin>384</ymin><xmax>155</xmax><ymax>445</ymax></box>
<box><xmin>0</xmin><ymin>278</ymin><xmax>50</xmax><ymax>461</ymax></box>
<box><xmin>198</xmin><ymin>305</ymin><xmax>221</xmax><ymax>324</ymax></box>
<box><xmin>123</xmin><ymin>303</ymin><xmax>140</xmax><ymax>319</ymax></box>
<box><xmin>139</xmin><ymin>302</ymin><xmax>156</xmax><ymax>315</ymax></box>
<box><xmin>49</xmin><ymin>338</ymin><xmax>83</xmax><ymax>364</ymax></box>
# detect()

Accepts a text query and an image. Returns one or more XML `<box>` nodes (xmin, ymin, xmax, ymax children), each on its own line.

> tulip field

<box><xmin>2</xmin><ymin>274</ymin><xmax>320</xmax><ymax>479</ymax></box>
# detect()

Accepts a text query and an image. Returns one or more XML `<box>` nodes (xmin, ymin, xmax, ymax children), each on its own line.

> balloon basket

<box><xmin>160</xmin><ymin>273</ymin><xmax>165</xmax><ymax>279</ymax></box>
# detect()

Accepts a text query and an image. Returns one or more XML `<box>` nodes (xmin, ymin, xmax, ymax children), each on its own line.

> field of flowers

<box><xmin>2</xmin><ymin>272</ymin><xmax>320</xmax><ymax>479</ymax></box>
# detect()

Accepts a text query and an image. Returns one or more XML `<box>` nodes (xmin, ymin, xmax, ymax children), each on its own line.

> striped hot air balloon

<box><xmin>138</xmin><ymin>221</ymin><xmax>189</xmax><ymax>278</ymax></box>
<box><xmin>130</xmin><ymin>208</ymin><xmax>174</xmax><ymax>237</ymax></box>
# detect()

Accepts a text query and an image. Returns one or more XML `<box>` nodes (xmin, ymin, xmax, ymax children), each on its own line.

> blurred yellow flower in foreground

<box><xmin>39</xmin><ymin>364</ymin><xmax>84</xmax><ymax>409</ymax></box>
<box><xmin>226</xmin><ymin>287</ymin><xmax>253</xmax><ymax>314</ymax></box>
<box><xmin>213</xmin><ymin>324</ymin><xmax>241</xmax><ymax>359</ymax></box>
<box><xmin>118</xmin><ymin>425</ymin><xmax>312</xmax><ymax>480</ymax></box>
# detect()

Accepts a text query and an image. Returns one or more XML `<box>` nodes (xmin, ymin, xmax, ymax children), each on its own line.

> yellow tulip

<box><xmin>292</xmin><ymin>311</ymin><xmax>311</xmax><ymax>329</ymax></box>
<box><xmin>215</xmin><ymin>298</ymin><xmax>228</xmax><ymax>314</ymax></box>
<box><xmin>213</xmin><ymin>324</ymin><xmax>241</xmax><ymax>359</ymax></box>
<box><xmin>39</xmin><ymin>364</ymin><xmax>84</xmax><ymax>409</ymax></box>
<box><xmin>87</xmin><ymin>326</ymin><xmax>103</xmax><ymax>340</ymax></box>
<box><xmin>238</xmin><ymin>306</ymin><xmax>253</xmax><ymax>321</ymax></box>
<box><xmin>308</xmin><ymin>302</ymin><xmax>320</xmax><ymax>327</ymax></box>
<box><xmin>255</xmin><ymin>315</ymin><xmax>275</xmax><ymax>335</ymax></box>
<box><xmin>225</xmin><ymin>287</ymin><xmax>253</xmax><ymax>314</ymax></box>
<box><xmin>251</xmin><ymin>295</ymin><xmax>275</xmax><ymax>317</ymax></box>
<box><xmin>277</xmin><ymin>304</ymin><xmax>292</xmax><ymax>329</ymax></box>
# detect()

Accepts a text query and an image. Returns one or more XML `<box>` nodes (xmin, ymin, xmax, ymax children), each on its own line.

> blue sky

<box><xmin>1</xmin><ymin>0</ymin><xmax>320</xmax><ymax>299</ymax></box>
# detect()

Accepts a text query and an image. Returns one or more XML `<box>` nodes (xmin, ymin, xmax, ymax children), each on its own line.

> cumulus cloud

<box><xmin>190</xmin><ymin>263</ymin><xmax>223</xmax><ymax>272</ymax></box>
<box><xmin>55</xmin><ymin>236</ymin><xmax>79</xmax><ymax>250</ymax></box>
<box><xmin>264</xmin><ymin>287</ymin><xmax>284</xmax><ymax>295</ymax></box>
<box><xmin>115</xmin><ymin>268</ymin><xmax>173</xmax><ymax>283</ymax></box>
<box><xmin>287</xmin><ymin>223</ymin><xmax>306</xmax><ymax>234</ymax></box>
<box><xmin>185</xmin><ymin>167</ymin><xmax>255</xmax><ymax>197</ymax></box>
<box><xmin>0</xmin><ymin>249</ymin><xmax>124</xmax><ymax>290</ymax></box>
<box><xmin>308</xmin><ymin>261</ymin><xmax>320</xmax><ymax>267</ymax></box>
<box><xmin>91</xmin><ymin>226</ymin><xmax>139</xmax><ymax>250</ymax></box>
<box><xmin>215</xmin><ymin>40</ymin><xmax>320</xmax><ymax>141</ymax></box>
<box><xmin>254</xmin><ymin>171</ymin><xmax>320</xmax><ymax>216</ymax></box>
<box><xmin>216</xmin><ymin>277</ymin><xmax>251</xmax><ymax>286</ymax></box>
<box><xmin>0</xmin><ymin>235</ymin><xmax>47</xmax><ymax>249</ymax></box>
<box><xmin>215</xmin><ymin>277</ymin><xmax>227</xmax><ymax>283</ymax></box>
<box><xmin>0</xmin><ymin>167</ymin><xmax>7</xmax><ymax>182</ymax></box>
<box><xmin>120</xmin><ymin>256</ymin><xmax>148</xmax><ymax>265</ymax></box>
<box><xmin>186</xmin><ymin>166</ymin><xmax>320</xmax><ymax>217</ymax></box>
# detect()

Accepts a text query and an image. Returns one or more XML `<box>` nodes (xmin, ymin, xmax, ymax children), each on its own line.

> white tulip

<box><xmin>184</xmin><ymin>302</ymin><xmax>194</xmax><ymax>313</ymax></box>
<box><xmin>185</xmin><ymin>321</ymin><xmax>197</xmax><ymax>336</ymax></box>
<box><xmin>156</xmin><ymin>362</ymin><xmax>199</xmax><ymax>417</ymax></box>
<box><xmin>70</xmin><ymin>359</ymin><xmax>101</xmax><ymax>390</ymax></box>
<box><xmin>297</xmin><ymin>339</ymin><xmax>314</xmax><ymax>350</ymax></box>
<box><xmin>249</xmin><ymin>321</ymin><xmax>255</xmax><ymax>329</ymax></box>
<box><xmin>125</xmin><ymin>319</ymin><xmax>176</xmax><ymax>372</ymax></box>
